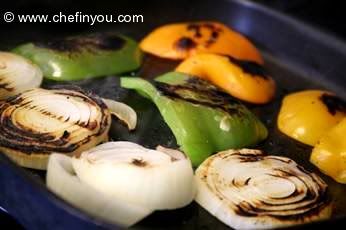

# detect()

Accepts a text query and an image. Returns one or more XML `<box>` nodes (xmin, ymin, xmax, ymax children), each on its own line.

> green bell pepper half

<box><xmin>121</xmin><ymin>72</ymin><xmax>268</xmax><ymax>166</ymax></box>
<box><xmin>13</xmin><ymin>34</ymin><xmax>142</xmax><ymax>81</ymax></box>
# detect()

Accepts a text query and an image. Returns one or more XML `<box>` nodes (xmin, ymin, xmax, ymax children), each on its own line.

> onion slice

<box><xmin>47</xmin><ymin>154</ymin><xmax>152</xmax><ymax>227</ymax></box>
<box><xmin>102</xmin><ymin>98</ymin><xmax>137</xmax><ymax>130</ymax></box>
<box><xmin>0</xmin><ymin>87</ymin><xmax>110</xmax><ymax>169</ymax></box>
<box><xmin>72</xmin><ymin>141</ymin><xmax>196</xmax><ymax>210</ymax></box>
<box><xmin>195</xmin><ymin>149</ymin><xmax>332</xmax><ymax>229</ymax></box>
<box><xmin>0</xmin><ymin>52</ymin><xmax>42</xmax><ymax>100</ymax></box>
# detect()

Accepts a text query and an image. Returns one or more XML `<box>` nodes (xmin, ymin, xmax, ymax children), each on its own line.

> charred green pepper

<box><xmin>121</xmin><ymin>72</ymin><xmax>267</xmax><ymax>166</ymax></box>
<box><xmin>13</xmin><ymin>33</ymin><xmax>142</xmax><ymax>81</ymax></box>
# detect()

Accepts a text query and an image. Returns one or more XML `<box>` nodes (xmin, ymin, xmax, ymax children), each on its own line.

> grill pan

<box><xmin>0</xmin><ymin>0</ymin><xmax>345</xmax><ymax>229</ymax></box>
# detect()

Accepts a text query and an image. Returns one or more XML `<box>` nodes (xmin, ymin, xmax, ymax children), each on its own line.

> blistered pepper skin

<box><xmin>121</xmin><ymin>72</ymin><xmax>267</xmax><ymax>166</ymax></box>
<box><xmin>140</xmin><ymin>21</ymin><xmax>263</xmax><ymax>64</ymax></box>
<box><xmin>176</xmin><ymin>54</ymin><xmax>275</xmax><ymax>104</ymax></box>
<box><xmin>13</xmin><ymin>34</ymin><xmax>142</xmax><ymax>81</ymax></box>
<box><xmin>310</xmin><ymin>118</ymin><xmax>346</xmax><ymax>183</ymax></box>
<box><xmin>278</xmin><ymin>90</ymin><xmax>345</xmax><ymax>146</ymax></box>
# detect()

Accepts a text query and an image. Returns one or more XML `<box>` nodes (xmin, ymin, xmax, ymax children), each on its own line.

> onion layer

<box><xmin>102</xmin><ymin>98</ymin><xmax>137</xmax><ymax>130</ymax></box>
<box><xmin>195</xmin><ymin>149</ymin><xmax>332</xmax><ymax>229</ymax></box>
<box><xmin>72</xmin><ymin>141</ymin><xmax>196</xmax><ymax>210</ymax></box>
<box><xmin>0</xmin><ymin>87</ymin><xmax>110</xmax><ymax>169</ymax></box>
<box><xmin>47</xmin><ymin>154</ymin><xmax>152</xmax><ymax>227</ymax></box>
<box><xmin>0</xmin><ymin>52</ymin><xmax>42</xmax><ymax>100</ymax></box>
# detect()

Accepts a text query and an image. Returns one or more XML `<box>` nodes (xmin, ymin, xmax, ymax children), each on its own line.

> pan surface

<box><xmin>0</xmin><ymin>0</ymin><xmax>345</xmax><ymax>229</ymax></box>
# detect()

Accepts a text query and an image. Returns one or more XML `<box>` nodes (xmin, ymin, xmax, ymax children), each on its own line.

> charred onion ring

<box><xmin>0</xmin><ymin>87</ymin><xmax>111</xmax><ymax>169</ymax></box>
<box><xmin>195</xmin><ymin>149</ymin><xmax>332</xmax><ymax>229</ymax></box>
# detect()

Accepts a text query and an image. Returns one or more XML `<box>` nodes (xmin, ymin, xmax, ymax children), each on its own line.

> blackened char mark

<box><xmin>61</xmin><ymin>130</ymin><xmax>70</xmax><ymax>139</ymax></box>
<box><xmin>227</xmin><ymin>56</ymin><xmax>268</xmax><ymax>79</ymax></box>
<box><xmin>0</xmin><ymin>82</ymin><xmax>14</xmax><ymax>92</ymax></box>
<box><xmin>320</xmin><ymin>93</ymin><xmax>346</xmax><ymax>115</ymax></box>
<box><xmin>187</xmin><ymin>24</ymin><xmax>202</xmax><ymax>38</ymax></box>
<box><xmin>174</xmin><ymin>37</ymin><xmax>197</xmax><ymax>51</ymax></box>
<box><xmin>94</xmin><ymin>35</ymin><xmax>125</xmax><ymax>50</ymax></box>
<box><xmin>205</xmin><ymin>31</ymin><xmax>219</xmax><ymax>47</ymax></box>
<box><xmin>35</xmin><ymin>34</ymin><xmax>125</xmax><ymax>52</ymax></box>
<box><xmin>153</xmin><ymin>78</ymin><xmax>242</xmax><ymax>116</ymax></box>
<box><xmin>186</xmin><ymin>23</ymin><xmax>223</xmax><ymax>47</ymax></box>
<box><xmin>233</xmin><ymin>188</ymin><xmax>330</xmax><ymax>221</ymax></box>
<box><xmin>131</xmin><ymin>158</ymin><xmax>147</xmax><ymax>167</ymax></box>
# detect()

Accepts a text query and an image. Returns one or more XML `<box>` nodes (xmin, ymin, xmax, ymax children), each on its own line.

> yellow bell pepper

<box><xmin>140</xmin><ymin>21</ymin><xmax>263</xmax><ymax>64</ymax></box>
<box><xmin>310</xmin><ymin>118</ymin><xmax>346</xmax><ymax>183</ymax></box>
<box><xmin>278</xmin><ymin>90</ymin><xmax>345</xmax><ymax>146</ymax></box>
<box><xmin>176</xmin><ymin>54</ymin><xmax>275</xmax><ymax>104</ymax></box>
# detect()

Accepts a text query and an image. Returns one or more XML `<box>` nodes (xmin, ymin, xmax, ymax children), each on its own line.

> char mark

<box><xmin>174</xmin><ymin>37</ymin><xmax>197</xmax><ymax>51</ymax></box>
<box><xmin>227</xmin><ymin>56</ymin><xmax>268</xmax><ymax>79</ymax></box>
<box><xmin>320</xmin><ymin>93</ymin><xmax>346</xmax><ymax>115</ymax></box>
<box><xmin>35</xmin><ymin>34</ymin><xmax>125</xmax><ymax>52</ymax></box>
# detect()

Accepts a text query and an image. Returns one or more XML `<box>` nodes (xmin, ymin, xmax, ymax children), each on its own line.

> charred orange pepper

<box><xmin>140</xmin><ymin>21</ymin><xmax>263</xmax><ymax>64</ymax></box>
<box><xmin>310</xmin><ymin>118</ymin><xmax>346</xmax><ymax>183</ymax></box>
<box><xmin>175</xmin><ymin>54</ymin><xmax>275</xmax><ymax>104</ymax></box>
<box><xmin>278</xmin><ymin>90</ymin><xmax>345</xmax><ymax>146</ymax></box>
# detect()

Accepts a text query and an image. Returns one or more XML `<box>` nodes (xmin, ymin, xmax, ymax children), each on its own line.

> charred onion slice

<box><xmin>72</xmin><ymin>141</ymin><xmax>196</xmax><ymax>210</ymax></box>
<box><xmin>0</xmin><ymin>88</ymin><xmax>111</xmax><ymax>170</ymax></box>
<box><xmin>47</xmin><ymin>154</ymin><xmax>151</xmax><ymax>227</ymax></box>
<box><xmin>195</xmin><ymin>149</ymin><xmax>332</xmax><ymax>229</ymax></box>
<box><xmin>0</xmin><ymin>52</ymin><xmax>42</xmax><ymax>100</ymax></box>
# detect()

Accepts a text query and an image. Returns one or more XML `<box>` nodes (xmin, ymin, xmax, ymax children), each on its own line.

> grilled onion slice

<box><xmin>0</xmin><ymin>87</ymin><xmax>111</xmax><ymax>170</ymax></box>
<box><xmin>47</xmin><ymin>154</ymin><xmax>151</xmax><ymax>227</ymax></box>
<box><xmin>72</xmin><ymin>141</ymin><xmax>196</xmax><ymax>210</ymax></box>
<box><xmin>195</xmin><ymin>149</ymin><xmax>332</xmax><ymax>229</ymax></box>
<box><xmin>0</xmin><ymin>52</ymin><xmax>42</xmax><ymax>100</ymax></box>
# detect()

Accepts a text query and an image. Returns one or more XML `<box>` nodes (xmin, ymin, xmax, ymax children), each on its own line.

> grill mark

<box><xmin>244</xmin><ymin>177</ymin><xmax>251</xmax><ymax>185</ymax></box>
<box><xmin>35</xmin><ymin>34</ymin><xmax>126</xmax><ymax>52</ymax></box>
<box><xmin>187</xmin><ymin>24</ymin><xmax>202</xmax><ymax>38</ymax></box>
<box><xmin>174</xmin><ymin>37</ymin><xmax>197</xmax><ymax>51</ymax></box>
<box><xmin>226</xmin><ymin>55</ymin><xmax>269</xmax><ymax>79</ymax></box>
<box><xmin>153</xmin><ymin>78</ymin><xmax>243</xmax><ymax>116</ymax></box>
<box><xmin>61</xmin><ymin>130</ymin><xmax>70</xmax><ymax>139</ymax></box>
<box><xmin>320</xmin><ymin>93</ymin><xmax>346</xmax><ymax>115</ymax></box>
<box><xmin>131</xmin><ymin>158</ymin><xmax>147</xmax><ymax>167</ymax></box>
<box><xmin>0</xmin><ymin>82</ymin><xmax>14</xmax><ymax>92</ymax></box>
<box><xmin>186</xmin><ymin>23</ymin><xmax>223</xmax><ymax>47</ymax></box>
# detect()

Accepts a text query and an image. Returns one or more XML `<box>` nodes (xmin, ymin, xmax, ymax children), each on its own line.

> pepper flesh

<box><xmin>13</xmin><ymin>34</ymin><xmax>142</xmax><ymax>81</ymax></box>
<box><xmin>278</xmin><ymin>90</ymin><xmax>345</xmax><ymax>146</ymax></box>
<box><xmin>121</xmin><ymin>72</ymin><xmax>267</xmax><ymax>166</ymax></box>
<box><xmin>176</xmin><ymin>54</ymin><xmax>275</xmax><ymax>104</ymax></box>
<box><xmin>310</xmin><ymin>118</ymin><xmax>346</xmax><ymax>183</ymax></box>
<box><xmin>140</xmin><ymin>21</ymin><xmax>263</xmax><ymax>64</ymax></box>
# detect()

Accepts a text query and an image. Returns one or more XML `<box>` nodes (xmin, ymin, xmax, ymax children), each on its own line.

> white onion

<box><xmin>72</xmin><ymin>141</ymin><xmax>196</xmax><ymax>210</ymax></box>
<box><xmin>0</xmin><ymin>87</ymin><xmax>110</xmax><ymax>169</ymax></box>
<box><xmin>0</xmin><ymin>52</ymin><xmax>42</xmax><ymax>100</ymax></box>
<box><xmin>195</xmin><ymin>149</ymin><xmax>332</xmax><ymax>229</ymax></box>
<box><xmin>47</xmin><ymin>154</ymin><xmax>152</xmax><ymax>227</ymax></box>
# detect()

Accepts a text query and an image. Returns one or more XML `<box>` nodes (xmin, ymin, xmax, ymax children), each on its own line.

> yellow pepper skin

<box><xmin>278</xmin><ymin>90</ymin><xmax>345</xmax><ymax>146</ymax></box>
<box><xmin>176</xmin><ymin>54</ymin><xmax>275</xmax><ymax>104</ymax></box>
<box><xmin>140</xmin><ymin>21</ymin><xmax>263</xmax><ymax>64</ymax></box>
<box><xmin>310</xmin><ymin>118</ymin><xmax>346</xmax><ymax>183</ymax></box>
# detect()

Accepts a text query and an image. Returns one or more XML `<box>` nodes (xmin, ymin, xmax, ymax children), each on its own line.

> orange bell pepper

<box><xmin>278</xmin><ymin>90</ymin><xmax>345</xmax><ymax>146</ymax></box>
<box><xmin>140</xmin><ymin>21</ymin><xmax>263</xmax><ymax>64</ymax></box>
<box><xmin>175</xmin><ymin>54</ymin><xmax>275</xmax><ymax>104</ymax></box>
<box><xmin>310</xmin><ymin>118</ymin><xmax>346</xmax><ymax>183</ymax></box>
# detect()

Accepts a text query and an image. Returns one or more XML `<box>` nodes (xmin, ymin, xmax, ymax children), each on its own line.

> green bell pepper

<box><xmin>13</xmin><ymin>34</ymin><xmax>142</xmax><ymax>81</ymax></box>
<box><xmin>121</xmin><ymin>72</ymin><xmax>268</xmax><ymax>166</ymax></box>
